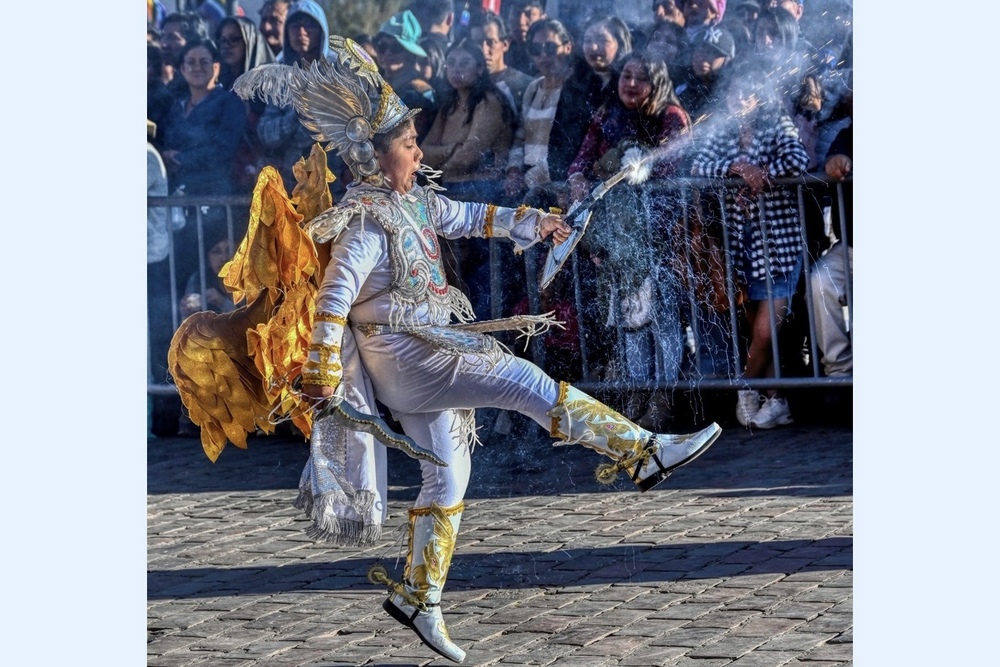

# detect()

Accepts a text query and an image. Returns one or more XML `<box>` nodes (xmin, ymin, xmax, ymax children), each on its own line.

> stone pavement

<box><xmin>148</xmin><ymin>408</ymin><xmax>852</xmax><ymax>667</ymax></box>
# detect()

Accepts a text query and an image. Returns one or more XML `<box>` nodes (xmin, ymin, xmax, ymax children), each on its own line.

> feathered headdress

<box><xmin>233</xmin><ymin>35</ymin><xmax>419</xmax><ymax>184</ymax></box>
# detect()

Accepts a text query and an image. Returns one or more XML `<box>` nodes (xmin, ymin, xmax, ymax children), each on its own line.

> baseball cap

<box><xmin>693</xmin><ymin>26</ymin><xmax>736</xmax><ymax>60</ymax></box>
<box><xmin>377</xmin><ymin>10</ymin><xmax>428</xmax><ymax>58</ymax></box>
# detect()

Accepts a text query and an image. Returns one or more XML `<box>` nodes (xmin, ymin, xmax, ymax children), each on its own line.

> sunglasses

<box><xmin>528</xmin><ymin>41</ymin><xmax>563</xmax><ymax>58</ymax></box>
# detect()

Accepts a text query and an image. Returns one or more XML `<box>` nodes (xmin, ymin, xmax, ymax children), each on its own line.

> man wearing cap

<box><xmin>375</xmin><ymin>9</ymin><xmax>438</xmax><ymax>141</ymax></box>
<box><xmin>725</xmin><ymin>0</ymin><xmax>760</xmax><ymax>58</ymax></box>
<box><xmin>408</xmin><ymin>0</ymin><xmax>455</xmax><ymax>98</ymax></box>
<box><xmin>675</xmin><ymin>25</ymin><xmax>737</xmax><ymax>122</ymax></box>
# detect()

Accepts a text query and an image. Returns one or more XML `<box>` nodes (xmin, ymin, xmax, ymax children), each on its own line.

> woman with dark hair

<box><xmin>161</xmin><ymin>37</ymin><xmax>247</xmax><ymax>299</ymax></box>
<box><xmin>753</xmin><ymin>4</ymin><xmax>798</xmax><ymax>54</ymax></box>
<box><xmin>580</xmin><ymin>15</ymin><xmax>633</xmax><ymax>108</ymax></box>
<box><xmin>161</xmin><ymin>38</ymin><xmax>246</xmax><ymax>198</ymax></box>
<box><xmin>421</xmin><ymin>39</ymin><xmax>516</xmax><ymax>201</ymax></box>
<box><xmin>215</xmin><ymin>16</ymin><xmax>276</xmax><ymax>194</ymax></box>
<box><xmin>504</xmin><ymin>18</ymin><xmax>603</xmax><ymax>208</ymax></box>
<box><xmin>753</xmin><ymin>7</ymin><xmax>824</xmax><ymax>168</ymax></box>
<box><xmin>214</xmin><ymin>16</ymin><xmax>275</xmax><ymax>91</ymax></box>
<box><xmin>568</xmin><ymin>50</ymin><xmax>692</xmax><ymax>427</ymax></box>
<box><xmin>421</xmin><ymin>38</ymin><xmax>518</xmax><ymax>319</ymax></box>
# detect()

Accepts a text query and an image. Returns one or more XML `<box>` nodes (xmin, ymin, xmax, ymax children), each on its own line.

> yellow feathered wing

<box><xmin>167</xmin><ymin>146</ymin><xmax>335</xmax><ymax>461</ymax></box>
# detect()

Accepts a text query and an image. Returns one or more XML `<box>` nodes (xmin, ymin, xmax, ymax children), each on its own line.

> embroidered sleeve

<box><xmin>430</xmin><ymin>192</ymin><xmax>544</xmax><ymax>251</ymax></box>
<box><xmin>484</xmin><ymin>204</ymin><xmax>547</xmax><ymax>251</ymax></box>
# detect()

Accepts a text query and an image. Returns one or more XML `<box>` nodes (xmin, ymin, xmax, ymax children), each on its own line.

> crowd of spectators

<box><xmin>148</xmin><ymin>0</ymin><xmax>853</xmax><ymax>434</ymax></box>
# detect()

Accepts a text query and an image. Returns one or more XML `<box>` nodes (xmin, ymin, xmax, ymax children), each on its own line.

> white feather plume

<box><xmin>232</xmin><ymin>63</ymin><xmax>301</xmax><ymax>108</ymax></box>
<box><xmin>232</xmin><ymin>60</ymin><xmax>373</xmax><ymax>157</ymax></box>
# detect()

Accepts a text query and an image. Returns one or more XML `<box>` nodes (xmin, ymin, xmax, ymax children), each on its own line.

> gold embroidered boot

<box><xmin>378</xmin><ymin>502</ymin><xmax>466</xmax><ymax>664</ymax></box>
<box><xmin>548</xmin><ymin>382</ymin><xmax>721</xmax><ymax>492</ymax></box>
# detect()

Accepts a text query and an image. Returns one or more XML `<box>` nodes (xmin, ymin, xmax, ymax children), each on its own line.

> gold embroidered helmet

<box><xmin>233</xmin><ymin>35</ymin><xmax>420</xmax><ymax>185</ymax></box>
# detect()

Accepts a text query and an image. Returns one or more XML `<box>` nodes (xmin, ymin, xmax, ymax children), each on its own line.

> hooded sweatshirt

<box><xmin>276</xmin><ymin>0</ymin><xmax>333</xmax><ymax>65</ymax></box>
<box><xmin>216</xmin><ymin>16</ymin><xmax>275</xmax><ymax>90</ymax></box>
<box><xmin>257</xmin><ymin>0</ymin><xmax>340</xmax><ymax>188</ymax></box>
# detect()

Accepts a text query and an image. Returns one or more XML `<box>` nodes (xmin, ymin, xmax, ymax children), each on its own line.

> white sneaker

<box><xmin>750</xmin><ymin>396</ymin><xmax>794</xmax><ymax>429</ymax></box>
<box><xmin>736</xmin><ymin>390</ymin><xmax>763</xmax><ymax>427</ymax></box>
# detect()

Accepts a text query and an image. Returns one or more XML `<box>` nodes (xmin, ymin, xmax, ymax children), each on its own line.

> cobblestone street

<box><xmin>148</xmin><ymin>416</ymin><xmax>852</xmax><ymax>666</ymax></box>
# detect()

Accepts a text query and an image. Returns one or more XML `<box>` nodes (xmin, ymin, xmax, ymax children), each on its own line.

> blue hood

<box><xmin>278</xmin><ymin>0</ymin><xmax>332</xmax><ymax>64</ymax></box>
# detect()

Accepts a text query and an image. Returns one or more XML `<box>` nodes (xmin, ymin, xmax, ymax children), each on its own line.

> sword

<box><xmin>312</xmin><ymin>386</ymin><xmax>447</xmax><ymax>467</ymax></box>
<box><xmin>539</xmin><ymin>163</ymin><xmax>636</xmax><ymax>290</ymax></box>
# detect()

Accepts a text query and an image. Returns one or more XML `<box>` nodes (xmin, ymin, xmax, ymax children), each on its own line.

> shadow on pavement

<box><xmin>148</xmin><ymin>536</ymin><xmax>852</xmax><ymax>601</ymax></box>
<box><xmin>148</xmin><ymin>421</ymin><xmax>851</xmax><ymax>500</ymax></box>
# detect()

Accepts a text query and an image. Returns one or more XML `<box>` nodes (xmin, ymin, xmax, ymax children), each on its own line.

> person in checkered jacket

<box><xmin>689</xmin><ymin>62</ymin><xmax>809</xmax><ymax>429</ymax></box>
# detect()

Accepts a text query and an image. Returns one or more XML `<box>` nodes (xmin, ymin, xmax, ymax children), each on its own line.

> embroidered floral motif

<box><xmin>340</xmin><ymin>186</ymin><xmax>475</xmax><ymax>326</ymax></box>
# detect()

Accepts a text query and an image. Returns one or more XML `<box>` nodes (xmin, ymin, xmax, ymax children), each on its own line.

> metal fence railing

<box><xmin>147</xmin><ymin>176</ymin><xmax>852</xmax><ymax>399</ymax></box>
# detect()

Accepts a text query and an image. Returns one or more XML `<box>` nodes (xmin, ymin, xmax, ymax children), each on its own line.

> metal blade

<box><xmin>314</xmin><ymin>392</ymin><xmax>447</xmax><ymax>467</ymax></box>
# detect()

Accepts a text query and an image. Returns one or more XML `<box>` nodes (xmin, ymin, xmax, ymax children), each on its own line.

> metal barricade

<box><xmin>147</xmin><ymin>176</ymin><xmax>852</xmax><ymax>400</ymax></box>
<box><xmin>146</xmin><ymin>194</ymin><xmax>250</xmax><ymax>397</ymax></box>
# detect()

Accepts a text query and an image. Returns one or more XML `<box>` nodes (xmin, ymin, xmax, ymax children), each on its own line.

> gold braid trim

<box><xmin>372</xmin><ymin>83</ymin><xmax>395</xmax><ymax>131</ymax></box>
<box><xmin>315</xmin><ymin>312</ymin><xmax>348</xmax><ymax>326</ymax></box>
<box><xmin>484</xmin><ymin>204</ymin><xmax>497</xmax><ymax>238</ymax></box>
<box><xmin>409</xmin><ymin>500</ymin><xmax>465</xmax><ymax>518</ymax></box>
<box><xmin>301</xmin><ymin>343</ymin><xmax>343</xmax><ymax>386</ymax></box>
<box><xmin>513</xmin><ymin>204</ymin><xmax>529</xmax><ymax>222</ymax></box>
<box><xmin>550</xmin><ymin>381</ymin><xmax>570</xmax><ymax>439</ymax></box>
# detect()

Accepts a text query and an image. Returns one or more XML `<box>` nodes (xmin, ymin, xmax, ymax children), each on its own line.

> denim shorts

<box><xmin>746</xmin><ymin>256</ymin><xmax>802</xmax><ymax>301</ymax></box>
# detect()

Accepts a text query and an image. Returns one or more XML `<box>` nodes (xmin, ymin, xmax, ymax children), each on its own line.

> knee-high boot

<box><xmin>378</xmin><ymin>501</ymin><xmax>466</xmax><ymax>664</ymax></box>
<box><xmin>547</xmin><ymin>382</ymin><xmax>721</xmax><ymax>492</ymax></box>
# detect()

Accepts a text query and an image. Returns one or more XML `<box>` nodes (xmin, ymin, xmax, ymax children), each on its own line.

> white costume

<box><xmin>226</xmin><ymin>35</ymin><xmax>722</xmax><ymax>664</ymax></box>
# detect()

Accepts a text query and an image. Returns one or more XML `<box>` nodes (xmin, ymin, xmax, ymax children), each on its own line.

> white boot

<box><xmin>548</xmin><ymin>383</ymin><xmax>721</xmax><ymax>492</ymax></box>
<box><xmin>378</xmin><ymin>502</ymin><xmax>466</xmax><ymax>664</ymax></box>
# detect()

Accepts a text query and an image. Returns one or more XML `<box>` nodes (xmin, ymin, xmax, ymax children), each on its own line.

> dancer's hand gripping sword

<box><xmin>539</xmin><ymin>161</ymin><xmax>638</xmax><ymax>290</ymax></box>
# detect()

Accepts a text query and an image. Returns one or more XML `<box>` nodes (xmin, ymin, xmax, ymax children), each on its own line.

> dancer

<box><xmin>179</xmin><ymin>36</ymin><xmax>721</xmax><ymax>664</ymax></box>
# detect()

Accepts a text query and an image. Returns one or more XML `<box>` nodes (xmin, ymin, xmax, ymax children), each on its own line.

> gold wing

<box><xmin>168</xmin><ymin>146</ymin><xmax>334</xmax><ymax>460</ymax></box>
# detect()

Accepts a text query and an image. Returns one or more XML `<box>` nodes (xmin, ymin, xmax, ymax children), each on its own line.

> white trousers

<box><xmin>356</xmin><ymin>330</ymin><xmax>561</xmax><ymax>507</ymax></box>
<box><xmin>809</xmin><ymin>244</ymin><xmax>853</xmax><ymax>377</ymax></box>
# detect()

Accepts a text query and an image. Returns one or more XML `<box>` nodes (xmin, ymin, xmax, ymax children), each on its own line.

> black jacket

<box><xmin>547</xmin><ymin>56</ymin><xmax>603</xmax><ymax>182</ymax></box>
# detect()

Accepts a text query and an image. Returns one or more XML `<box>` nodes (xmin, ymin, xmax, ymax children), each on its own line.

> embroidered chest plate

<box><xmin>344</xmin><ymin>186</ymin><xmax>474</xmax><ymax>326</ymax></box>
